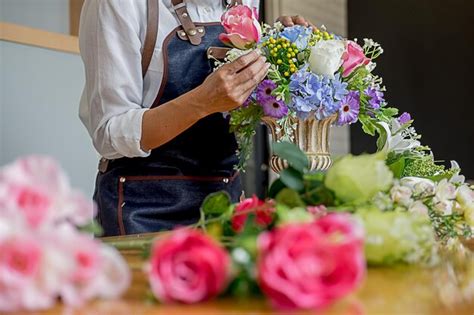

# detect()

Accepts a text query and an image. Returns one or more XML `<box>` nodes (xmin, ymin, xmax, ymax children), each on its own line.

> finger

<box><xmin>293</xmin><ymin>15</ymin><xmax>309</xmax><ymax>27</ymax></box>
<box><xmin>277</xmin><ymin>16</ymin><xmax>294</xmax><ymax>27</ymax></box>
<box><xmin>239</xmin><ymin>62</ymin><xmax>270</xmax><ymax>92</ymax></box>
<box><xmin>307</xmin><ymin>20</ymin><xmax>317</xmax><ymax>30</ymax></box>
<box><xmin>224</xmin><ymin>50</ymin><xmax>261</xmax><ymax>74</ymax></box>
<box><xmin>235</xmin><ymin>56</ymin><xmax>267</xmax><ymax>85</ymax></box>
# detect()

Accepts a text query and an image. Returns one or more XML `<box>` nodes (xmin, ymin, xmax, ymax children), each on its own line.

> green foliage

<box><xmin>280</xmin><ymin>167</ymin><xmax>304</xmax><ymax>191</ymax></box>
<box><xmin>272</xmin><ymin>141</ymin><xmax>309</xmax><ymax>173</ymax></box>
<box><xmin>200</xmin><ymin>191</ymin><xmax>232</xmax><ymax>216</ymax></box>
<box><xmin>275</xmin><ymin>204</ymin><xmax>314</xmax><ymax>225</ymax></box>
<box><xmin>79</xmin><ymin>220</ymin><xmax>103</xmax><ymax>237</ymax></box>
<box><xmin>230</xmin><ymin>104</ymin><xmax>264</xmax><ymax>171</ymax></box>
<box><xmin>429</xmin><ymin>210</ymin><xmax>473</xmax><ymax>241</ymax></box>
<box><xmin>275</xmin><ymin>188</ymin><xmax>305</xmax><ymax>208</ymax></box>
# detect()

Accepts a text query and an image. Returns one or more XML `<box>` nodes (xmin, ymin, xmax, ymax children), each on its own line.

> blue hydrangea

<box><xmin>280</xmin><ymin>25</ymin><xmax>313</xmax><ymax>50</ymax></box>
<box><xmin>289</xmin><ymin>69</ymin><xmax>349</xmax><ymax>120</ymax></box>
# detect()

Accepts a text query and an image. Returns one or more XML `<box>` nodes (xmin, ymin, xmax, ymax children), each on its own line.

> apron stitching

<box><xmin>117</xmin><ymin>177</ymin><xmax>127</xmax><ymax>235</ymax></box>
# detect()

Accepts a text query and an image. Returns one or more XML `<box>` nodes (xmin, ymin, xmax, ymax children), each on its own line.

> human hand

<box><xmin>277</xmin><ymin>15</ymin><xmax>315</xmax><ymax>28</ymax></box>
<box><xmin>195</xmin><ymin>51</ymin><xmax>270</xmax><ymax>114</ymax></box>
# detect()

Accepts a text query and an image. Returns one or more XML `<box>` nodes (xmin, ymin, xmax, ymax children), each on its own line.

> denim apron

<box><xmin>94</xmin><ymin>0</ymin><xmax>242</xmax><ymax>236</ymax></box>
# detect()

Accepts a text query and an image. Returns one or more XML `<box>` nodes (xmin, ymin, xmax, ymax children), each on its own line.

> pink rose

<box><xmin>231</xmin><ymin>195</ymin><xmax>275</xmax><ymax>233</ymax></box>
<box><xmin>0</xmin><ymin>235</ymin><xmax>55</xmax><ymax>312</ymax></box>
<box><xmin>257</xmin><ymin>214</ymin><xmax>366</xmax><ymax>310</ymax></box>
<box><xmin>0</xmin><ymin>156</ymin><xmax>95</xmax><ymax>228</ymax></box>
<box><xmin>219</xmin><ymin>5</ymin><xmax>261</xmax><ymax>49</ymax></box>
<box><xmin>342</xmin><ymin>41</ymin><xmax>370</xmax><ymax>77</ymax></box>
<box><xmin>307</xmin><ymin>205</ymin><xmax>328</xmax><ymax>219</ymax></box>
<box><xmin>148</xmin><ymin>229</ymin><xmax>231</xmax><ymax>304</ymax></box>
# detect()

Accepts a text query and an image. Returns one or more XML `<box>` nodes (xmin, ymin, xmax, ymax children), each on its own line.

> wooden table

<box><xmin>9</xmin><ymin>233</ymin><xmax>474</xmax><ymax>314</ymax></box>
<box><xmin>12</xmin><ymin>261</ymin><xmax>473</xmax><ymax>314</ymax></box>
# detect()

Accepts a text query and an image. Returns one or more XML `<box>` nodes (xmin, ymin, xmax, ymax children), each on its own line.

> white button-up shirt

<box><xmin>79</xmin><ymin>0</ymin><xmax>259</xmax><ymax>159</ymax></box>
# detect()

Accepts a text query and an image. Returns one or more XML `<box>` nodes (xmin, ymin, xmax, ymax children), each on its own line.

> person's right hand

<box><xmin>194</xmin><ymin>51</ymin><xmax>270</xmax><ymax>115</ymax></box>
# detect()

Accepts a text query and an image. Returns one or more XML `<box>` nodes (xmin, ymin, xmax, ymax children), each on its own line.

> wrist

<box><xmin>188</xmin><ymin>86</ymin><xmax>212</xmax><ymax>118</ymax></box>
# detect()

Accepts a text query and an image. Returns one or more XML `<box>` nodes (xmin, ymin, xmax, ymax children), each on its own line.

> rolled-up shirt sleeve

<box><xmin>79</xmin><ymin>0</ymin><xmax>150</xmax><ymax>159</ymax></box>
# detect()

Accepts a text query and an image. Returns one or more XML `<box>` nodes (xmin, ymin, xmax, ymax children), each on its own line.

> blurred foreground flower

<box><xmin>0</xmin><ymin>156</ymin><xmax>130</xmax><ymax>312</ymax></box>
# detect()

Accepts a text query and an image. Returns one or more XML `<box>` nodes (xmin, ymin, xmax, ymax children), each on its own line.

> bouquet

<box><xmin>216</xmin><ymin>4</ymin><xmax>399</xmax><ymax>170</ymax></box>
<box><xmin>0</xmin><ymin>156</ymin><xmax>130</xmax><ymax>312</ymax></box>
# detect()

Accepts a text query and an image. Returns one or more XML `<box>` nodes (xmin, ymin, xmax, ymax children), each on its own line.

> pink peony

<box><xmin>148</xmin><ymin>229</ymin><xmax>231</xmax><ymax>304</ymax></box>
<box><xmin>257</xmin><ymin>214</ymin><xmax>366</xmax><ymax>310</ymax></box>
<box><xmin>219</xmin><ymin>5</ymin><xmax>261</xmax><ymax>49</ymax></box>
<box><xmin>231</xmin><ymin>195</ymin><xmax>275</xmax><ymax>233</ymax></box>
<box><xmin>341</xmin><ymin>41</ymin><xmax>370</xmax><ymax>77</ymax></box>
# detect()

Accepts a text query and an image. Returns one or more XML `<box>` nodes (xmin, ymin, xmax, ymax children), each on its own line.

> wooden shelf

<box><xmin>0</xmin><ymin>22</ymin><xmax>79</xmax><ymax>55</ymax></box>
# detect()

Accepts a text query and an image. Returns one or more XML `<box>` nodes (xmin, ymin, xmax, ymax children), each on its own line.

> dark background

<box><xmin>348</xmin><ymin>0</ymin><xmax>474</xmax><ymax>179</ymax></box>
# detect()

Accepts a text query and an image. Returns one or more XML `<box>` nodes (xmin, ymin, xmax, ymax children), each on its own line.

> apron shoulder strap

<box><xmin>141</xmin><ymin>0</ymin><xmax>159</xmax><ymax>78</ymax></box>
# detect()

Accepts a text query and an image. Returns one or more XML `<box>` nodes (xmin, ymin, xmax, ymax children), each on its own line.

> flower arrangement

<box><xmin>0</xmin><ymin>156</ymin><xmax>130</xmax><ymax>312</ymax></box>
<box><xmin>216</xmin><ymin>4</ymin><xmax>398</xmax><ymax>170</ymax></box>
<box><xmin>110</xmin><ymin>141</ymin><xmax>472</xmax><ymax>310</ymax></box>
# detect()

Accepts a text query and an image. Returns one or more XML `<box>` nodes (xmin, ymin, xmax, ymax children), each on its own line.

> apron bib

<box><xmin>94</xmin><ymin>0</ymin><xmax>243</xmax><ymax>236</ymax></box>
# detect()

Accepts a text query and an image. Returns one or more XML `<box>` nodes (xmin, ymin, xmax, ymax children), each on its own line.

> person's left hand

<box><xmin>276</xmin><ymin>15</ymin><xmax>315</xmax><ymax>29</ymax></box>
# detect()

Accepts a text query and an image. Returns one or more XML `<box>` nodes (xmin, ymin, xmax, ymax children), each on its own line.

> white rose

<box><xmin>456</xmin><ymin>185</ymin><xmax>474</xmax><ymax>207</ymax></box>
<box><xmin>390</xmin><ymin>185</ymin><xmax>413</xmax><ymax>207</ymax></box>
<box><xmin>408</xmin><ymin>201</ymin><xmax>429</xmax><ymax>217</ymax></box>
<box><xmin>435</xmin><ymin>179</ymin><xmax>456</xmax><ymax>201</ymax></box>
<box><xmin>309</xmin><ymin>40</ymin><xmax>346</xmax><ymax>79</ymax></box>
<box><xmin>400</xmin><ymin>177</ymin><xmax>436</xmax><ymax>197</ymax></box>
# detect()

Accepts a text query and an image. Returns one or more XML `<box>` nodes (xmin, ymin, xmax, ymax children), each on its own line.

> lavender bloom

<box><xmin>365</xmin><ymin>87</ymin><xmax>385</xmax><ymax>109</ymax></box>
<box><xmin>256</xmin><ymin>80</ymin><xmax>277</xmax><ymax>104</ymax></box>
<box><xmin>337</xmin><ymin>91</ymin><xmax>360</xmax><ymax>126</ymax></box>
<box><xmin>280</xmin><ymin>25</ymin><xmax>313</xmax><ymax>50</ymax></box>
<box><xmin>261</xmin><ymin>97</ymin><xmax>288</xmax><ymax>119</ymax></box>
<box><xmin>398</xmin><ymin>112</ymin><xmax>412</xmax><ymax>124</ymax></box>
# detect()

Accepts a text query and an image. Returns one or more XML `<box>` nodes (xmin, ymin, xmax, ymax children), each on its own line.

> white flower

<box><xmin>390</xmin><ymin>185</ymin><xmax>413</xmax><ymax>207</ymax></box>
<box><xmin>456</xmin><ymin>185</ymin><xmax>474</xmax><ymax>207</ymax></box>
<box><xmin>308</xmin><ymin>40</ymin><xmax>346</xmax><ymax>79</ymax></box>
<box><xmin>400</xmin><ymin>177</ymin><xmax>436</xmax><ymax>198</ymax></box>
<box><xmin>378</xmin><ymin>120</ymin><xmax>421</xmax><ymax>155</ymax></box>
<box><xmin>449</xmin><ymin>160</ymin><xmax>465</xmax><ymax>184</ymax></box>
<box><xmin>434</xmin><ymin>200</ymin><xmax>454</xmax><ymax>215</ymax></box>
<box><xmin>409</xmin><ymin>201</ymin><xmax>429</xmax><ymax>217</ymax></box>
<box><xmin>436</xmin><ymin>179</ymin><xmax>457</xmax><ymax>201</ymax></box>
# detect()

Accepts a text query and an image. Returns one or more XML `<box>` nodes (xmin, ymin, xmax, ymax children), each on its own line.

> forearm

<box><xmin>140</xmin><ymin>88</ymin><xmax>209</xmax><ymax>151</ymax></box>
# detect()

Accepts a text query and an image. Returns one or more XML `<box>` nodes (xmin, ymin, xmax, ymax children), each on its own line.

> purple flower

<box><xmin>398</xmin><ymin>112</ymin><xmax>412</xmax><ymax>124</ymax></box>
<box><xmin>365</xmin><ymin>87</ymin><xmax>385</xmax><ymax>109</ymax></box>
<box><xmin>337</xmin><ymin>91</ymin><xmax>360</xmax><ymax>125</ymax></box>
<box><xmin>261</xmin><ymin>97</ymin><xmax>288</xmax><ymax>119</ymax></box>
<box><xmin>256</xmin><ymin>80</ymin><xmax>277</xmax><ymax>104</ymax></box>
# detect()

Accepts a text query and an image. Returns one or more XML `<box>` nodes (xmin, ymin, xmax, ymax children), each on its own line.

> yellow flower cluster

<box><xmin>312</xmin><ymin>28</ymin><xmax>334</xmax><ymax>45</ymax></box>
<box><xmin>262</xmin><ymin>37</ymin><xmax>300</xmax><ymax>77</ymax></box>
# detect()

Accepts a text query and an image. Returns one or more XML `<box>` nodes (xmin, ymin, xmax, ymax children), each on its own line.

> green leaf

<box><xmin>280</xmin><ymin>167</ymin><xmax>304</xmax><ymax>191</ymax></box>
<box><xmin>200</xmin><ymin>191</ymin><xmax>231</xmax><ymax>216</ymax></box>
<box><xmin>275</xmin><ymin>188</ymin><xmax>305</xmax><ymax>208</ymax></box>
<box><xmin>388</xmin><ymin>157</ymin><xmax>406</xmax><ymax>178</ymax></box>
<box><xmin>374</xmin><ymin>122</ymin><xmax>388</xmax><ymax>151</ymax></box>
<box><xmin>272</xmin><ymin>141</ymin><xmax>308</xmax><ymax>172</ymax></box>
<box><xmin>359</xmin><ymin>115</ymin><xmax>376</xmax><ymax>136</ymax></box>
<box><xmin>276</xmin><ymin>205</ymin><xmax>313</xmax><ymax>225</ymax></box>
<box><xmin>79</xmin><ymin>220</ymin><xmax>103</xmax><ymax>237</ymax></box>
<box><xmin>268</xmin><ymin>178</ymin><xmax>287</xmax><ymax>198</ymax></box>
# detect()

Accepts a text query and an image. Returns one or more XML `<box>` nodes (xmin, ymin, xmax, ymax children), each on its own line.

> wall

<box><xmin>348</xmin><ymin>0</ymin><xmax>474</xmax><ymax>179</ymax></box>
<box><xmin>0</xmin><ymin>41</ymin><xmax>98</xmax><ymax>197</ymax></box>
<box><xmin>0</xmin><ymin>0</ymin><xmax>70</xmax><ymax>34</ymax></box>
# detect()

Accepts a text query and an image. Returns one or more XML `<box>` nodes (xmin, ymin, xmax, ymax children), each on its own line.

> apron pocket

<box><xmin>117</xmin><ymin>175</ymin><xmax>238</xmax><ymax>235</ymax></box>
